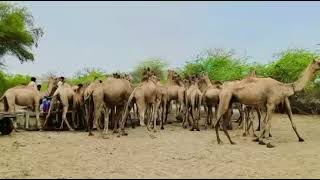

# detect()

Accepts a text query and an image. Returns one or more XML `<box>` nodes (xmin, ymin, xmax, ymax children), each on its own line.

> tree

<box><xmin>182</xmin><ymin>48</ymin><xmax>252</xmax><ymax>81</ymax></box>
<box><xmin>0</xmin><ymin>2</ymin><xmax>44</xmax><ymax>65</ymax></box>
<box><xmin>263</xmin><ymin>49</ymin><xmax>319</xmax><ymax>83</ymax></box>
<box><xmin>130</xmin><ymin>58</ymin><xmax>168</xmax><ymax>83</ymax></box>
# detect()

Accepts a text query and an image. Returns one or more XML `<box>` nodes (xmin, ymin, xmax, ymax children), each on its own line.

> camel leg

<box><xmin>72</xmin><ymin>101</ymin><xmax>76</xmax><ymax>129</ymax></box>
<box><xmin>213</xmin><ymin>92</ymin><xmax>232</xmax><ymax>144</ymax></box>
<box><xmin>35</xmin><ymin>105</ymin><xmax>41</xmax><ymax>130</ymax></box>
<box><xmin>256</xmin><ymin>107</ymin><xmax>261</xmax><ymax>131</ymax></box>
<box><xmin>258</xmin><ymin>103</ymin><xmax>275</xmax><ymax>147</ymax></box>
<box><xmin>153</xmin><ymin>103</ymin><xmax>158</xmax><ymax>132</ymax></box>
<box><xmin>103</xmin><ymin>107</ymin><xmax>110</xmax><ymax>135</ymax></box>
<box><xmin>284</xmin><ymin>97</ymin><xmax>304</xmax><ymax>142</ymax></box>
<box><xmin>243</xmin><ymin>108</ymin><xmax>248</xmax><ymax>136</ymax></box>
<box><xmin>183</xmin><ymin>106</ymin><xmax>189</xmax><ymax>129</ymax></box>
<box><xmin>222</xmin><ymin>108</ymin><xmax>236</xmax><ymax>144</ymax></box>
<box><xmin>113</xmin><ymin>107</ymin><xmax>120</xmax><ymax>133</ymax></box>
<box><xmin>160</xmin><ymin>103</ymin><xmax>166</xmax><ymax>130</ymax></box>
<box><xmin>61</xmin><ymin>106</ymin><xmax>74</xmax><ymax>131</ymax></box>
<box><xmin>190</xmin><ymin>104</ymin><xmax>196</xmax><ymax>131</ymax></box>
<box><xmin>205</xmin><ymin>105</ymin><xmax>212</xmax><ymax>129</ymax></box>
<box><xmin>136</xmin><ymin>99</ymin><xmax>146</xmax><ymax>127</ymax></box>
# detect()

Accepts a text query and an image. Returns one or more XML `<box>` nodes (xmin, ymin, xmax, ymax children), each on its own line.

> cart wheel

<box><xmin>0</xmin><ymin>117</ymin><xmax>14</xmax><ymax>135</ymax></box>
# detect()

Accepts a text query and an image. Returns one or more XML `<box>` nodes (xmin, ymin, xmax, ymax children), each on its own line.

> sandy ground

<box><xmin>1</xmin><ymin>113</ymin><xmax>320</xmax><ymax>179</ymax></box>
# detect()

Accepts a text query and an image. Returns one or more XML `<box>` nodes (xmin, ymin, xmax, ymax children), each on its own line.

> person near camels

<box><xmin>28</xmin><ymin>77</ymin><xmax>38</xmax><ymax>90</ymax></box>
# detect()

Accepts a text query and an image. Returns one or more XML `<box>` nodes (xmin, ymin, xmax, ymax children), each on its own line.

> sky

<box><xmin>3</xmin><ymin>1</ymin><xmax>320</xmax><ymax>77</ymax></box>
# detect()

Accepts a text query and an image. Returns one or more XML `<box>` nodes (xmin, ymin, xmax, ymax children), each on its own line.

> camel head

<box><xmin>310</xmin><ymin>58</ymin><xmax>320</xmax><ymax>71</ymax></box>
<box><xmin>112</xmin><ymin>73</ymin><xmax>121</xmax><ymax>79</ymax></box>
<box><xmin>47</xmin><ymin>76</ymin><xmax>59</xmax><ymax>96</ymax></box>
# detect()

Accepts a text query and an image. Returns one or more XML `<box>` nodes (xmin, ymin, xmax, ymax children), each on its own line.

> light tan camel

<box><xmin>87</xmin><ymin>75</ymin><xmax>133</xmax><ymax>137</ymax></box>
<box><xmin>0</xmin><ymin>77</ymin><xmax>58</xmax><ymax>130</ymax></box>
<box><xmin>241</xmin><ymin>70</ymin><xmax>263</xmax><ymax>137</ymax></box>
<box><xmin>214</xmin><ymin>59</ymin><xmax>320</xmax><ymax>148</ymax></box>
<box><xmin>183</xmin><ymin>75</ymin><xmax>202</xmax><ymax>131</ymax></box>
<box><xmin>119</xmin><ymin>68</ymin><xmax>160</xmax><ymax>136</ymax></box>
<box><xmin>44</xmin><ymin>81</ymin><xmax>76</xmax><ymax>131</ymax></box>
<box><xmin>164</xmin><ymin>70</ymin><xmax>187</xmax><ymax>124</ymax></box>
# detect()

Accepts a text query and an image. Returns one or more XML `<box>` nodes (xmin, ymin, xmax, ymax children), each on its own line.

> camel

<box><xmin>118</xmin><ymin>68</ymin><xmax>160</xmax><ymax>136</ymax></box>
<box><xmin>0</xmin><ymin>77</ymin><xmax>58</xmax><ymax>130</ymax></box>
<box><xmin>72</xmin><ymin>83</ymin><xmax>87</xmax><ymax>129</ymax></box>
<box><xmin>87</xmin><ymin>75</ymin><xmax>133</xmax><ymax>137</ymax></box>
<box><xmin>163</xmin><ymin>70</ymin><xmax>187</xmax><ymax>124</ymax></box>
<box><xmin>214</xmin><ymin>59</ymin><xmax>320</xmax><ymax>148</ymax></box>
<box><xmin>153</xmin><ymin>76</ymin><xmax>168</xmax><ymax>130</ymax></box>
<box><xmin>44</xmin><ymin>81</ymin><xmax>77</xmax><ymax>131</ymax></box>
<box><xmin>240</xmin><ymin>70</ymin><xmax>263</xmax><ymax>137</ymax></box>
<box><xmin>183</xmin><ymin>75</ymin><xmax>202</xmax><ymax>131</ymax></box>
<box><xmin>198</xmin><ymin>73</ymin><xmax>223</xmax><ymax>129</ymax></box>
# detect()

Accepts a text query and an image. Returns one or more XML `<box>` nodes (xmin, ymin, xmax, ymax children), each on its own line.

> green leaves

<box><xmin>130</xmin><ymin>58</ymin><xmax>168</xmax><ymax>84</ymax></box>
<box><xmin>182</xmin><ymin>49</ymin><xmax>251</xmax><ymax>81</ymax></box>
<box><xmin>263</xmin><ymin>49</ymin><xmax>319</xmax><ymax>83</ymax></box>
<box><xmin>0</xmin><ymin>2</ymin><xmax>43</xmax><ymax>64</ymax></box>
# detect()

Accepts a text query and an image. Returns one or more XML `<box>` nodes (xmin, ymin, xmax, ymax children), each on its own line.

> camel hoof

<box><xmin>242</xmin><ymin>133</ymin><xmax>247</xmax><ymax>137</ymax></box>
<box><xmin>161</xmin><ymin>127</ymin><xmax>164</xmax><ymax>130</ymax></box>
<box><xmin>266</xmin><ymin>143</ymin><xmax>275</xmax><ymax>148</ymax></box>
<box><xmin>258</xmin><ymin>140</ymin><xmax>266</xmax><ymax>145</ymax></box>
<box><xmin>121</xmin><ymin>131</ymin><xmax>128</xmax><ymax>136</ymax></box>
<box><xmin>218</xmin><ymin>141</ymin><xmax>224</xmax><ymax>145</ymax></box>
<box><xmin>256</xmin><ymin>128</ymin><xmax>260</xmax><ymax>131</ymax></box>
<box><xmin>231</xmin><ymin>141</ymin><xmax>236</xmax><ymax>145</ymax></box>
<box><xmin>252</xmin><ymin>138</ymin><xmax>259</xmax><ymax>142</ymax></box>
<box><xmin>113</xmin><ymin>130</ymin><xmax>119</xmax><ymax>134</ymax></box>
<box><xmin>269</xmin><ymin>133</ymin><xmax>272</xmax><ymax>137</ymax></box>
<box><xmin>70</xmin><ymin>128</ymin><xmax>75</xmax><ymax>131</ymax></box>
<box><xmin>196</xmin><ymin>128</ymin><xmax>200</xmax><ymax>131</ymax></box>
<box><xmin>190</xmin><ymin>128</ymin><xmax>194</xmax><ymax>131</ymax></box>
<box><xmin>299</xmin><ymin>138</ymin><xmax>305</xmax><ymax>142</ymax></box>
<box><xmin>88</xmin><ymin>133</ymin><xmax>94</xmax><ymax>136</ymax></box>
<box><xmin>132</xmin><ymin>126</ymin><xmax>135</xmax><ymax>129</ymax></box>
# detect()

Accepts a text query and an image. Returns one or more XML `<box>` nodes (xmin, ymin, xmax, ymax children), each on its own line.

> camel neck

<box><xmin>204</xmin><ymin>77</ymin><xmax>212</xmax><ymax>87</ymax></box>
<box><xmin>292</xmin><ymin>63</ymin><xmax>316</xmax><ymax>92</ymax></box>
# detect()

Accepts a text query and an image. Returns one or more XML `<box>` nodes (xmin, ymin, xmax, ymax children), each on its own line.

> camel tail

<box><xmin>0</xmin><ymin>95</ymin><xmax>8</xmax><ymax>111</ymax></box>
<box><xmin>0</xmin><ymin>94</ymin><xmax>4</xmax><ymax>102</ymax></box>
<box><xmin>183</xmin><ymin>89</ymin><xmax>187</xmax><ymax>107</ymax></box>
<box><xmin>120</xmin><ymin>87</ymin><xmax>137</xmax><ymax>129</ymax></box>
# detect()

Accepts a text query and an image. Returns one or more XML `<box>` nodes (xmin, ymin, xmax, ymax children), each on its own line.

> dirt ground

<box><xmin>1</xmin><ymin>113</ymin><xmax>320</xmax><ymax>179</ymax></box>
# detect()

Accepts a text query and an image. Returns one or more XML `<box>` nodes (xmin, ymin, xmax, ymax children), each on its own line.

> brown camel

<box><xmin>0</xmin><ymin>77</ymin><xmax>58</xmax><ymax>131</ymax></box>
<box><xmin>214</xmin><ymin>59</ymin><xmax>320</xmax><ymax>148</ymax></box>
<box><xmin>87</xmin><ymin>74</ymin><xmax>133</xmax><ymax>137</ymax></box>
<box><xmin>183</xmin><ymin>75</ymin><xmax>202</xmax><ymax>131</ymax></box>
<box><xmin>198</xmin><ymin>73</ymin><xmax>223</xmax><ymax>129</ymax></box>
<box><xmin>72</xmin><ymin>83</ymin><xmax>87</xmax><ymax>129</ymax></box>
<box><xmin>119</xmin><ymin>68</ymin><xmax>160</xmax><ymax>136</ymax></box>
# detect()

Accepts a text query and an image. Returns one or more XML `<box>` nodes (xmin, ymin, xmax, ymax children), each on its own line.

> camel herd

<box><xmin>1</xmin><ymin>59</ymin><xmax>320</xmax><ymax>148</ymax></box>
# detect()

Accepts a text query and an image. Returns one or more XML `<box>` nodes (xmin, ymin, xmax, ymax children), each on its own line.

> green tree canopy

<box><xmin>182</xmin><ymin>48</ymin><xmax>252</xmax><ymax>81</ymax></box>
<box><xmin>262</xmin><ymin>49</ymin><xmax>319</xmax><ymax>83</ymax></box>
<box><xmin>130</xmin><ymin>58</ymin><xmax>168</xmax><ymax>83</ymax></box>
<box><xmin>0</xmin><ymin>2</ymin><xmax>43</xmax><ymax>65</ymax></box>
